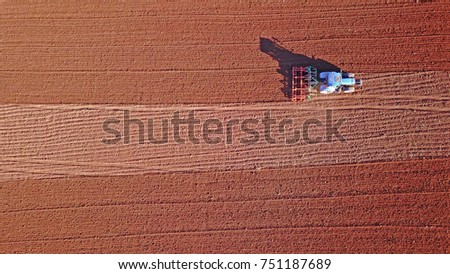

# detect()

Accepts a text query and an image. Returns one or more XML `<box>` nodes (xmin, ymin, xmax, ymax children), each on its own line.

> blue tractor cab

<box><xmin>319</xmin><ymin>71</ymin><xmax>362</xmax><ymax>94</ymax></box>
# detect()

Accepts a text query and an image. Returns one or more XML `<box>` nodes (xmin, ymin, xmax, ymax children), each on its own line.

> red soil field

<box><xmin>0</xmin><ymin>0</ymin><xmax>449</xmax><ymax>253</ymax></box>
<box><xmin>1</xmin><ymin>1</ymin><xmax>449</xmax><ymax>104</ymax></box>
<box><xmin>0</xmin><ymin>158</ymin><xmax>448</xmax><ymax>253</ymax></box>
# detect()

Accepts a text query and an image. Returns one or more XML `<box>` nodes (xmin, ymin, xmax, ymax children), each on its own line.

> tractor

<box><xmin>291</xmin><ymin>66</ymin><xmax>362</xmax><ymax>102</ymax></box>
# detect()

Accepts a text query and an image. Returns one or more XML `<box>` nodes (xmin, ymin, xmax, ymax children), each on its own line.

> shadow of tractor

<box><xmin>260</xmin><ymin>37</ymin><xmax>341</xmax><ymax>98</ymax></box>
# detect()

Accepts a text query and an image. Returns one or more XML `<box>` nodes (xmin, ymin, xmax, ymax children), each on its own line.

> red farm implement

<box><xmin>291</xmin><ymin>66</ymin><xmax>319</xmax><ymax>102</ymax></box>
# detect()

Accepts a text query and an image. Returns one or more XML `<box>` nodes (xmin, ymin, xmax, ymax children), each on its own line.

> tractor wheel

<box><xmin>343</xmin><ymin>87</ymin><xmax>355</xmax><ymax>93</ymax></box>
<box><xmin>344</xmin><ymin>73</ymin><xmax>355</xmax><ymax>78</ymax></box>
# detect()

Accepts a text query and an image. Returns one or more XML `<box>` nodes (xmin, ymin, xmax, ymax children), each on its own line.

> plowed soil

<box><xmin>2</xmin><ymin>1</ymin><xmax>449</xmax><ymax>104</ymax></box>
<box><xmin>1</xmin><ymin>158</ymin><xmax>448</xmax><ymax>253</ymax></box>
<box><xmin>0</xmin><ymin>0</ymin><xmax>449</xmax><ymax>253</ymax></box>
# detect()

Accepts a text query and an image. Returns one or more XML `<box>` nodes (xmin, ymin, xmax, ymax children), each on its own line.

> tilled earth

<box><xmin>0</xmin><ymin>0</ymin><xmax>448</xmax><ymax>253</ymax></box>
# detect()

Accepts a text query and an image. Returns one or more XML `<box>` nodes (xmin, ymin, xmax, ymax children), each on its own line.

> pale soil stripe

<box><xmin>0</xmin><ymin>102</ymin><xmax>449</xmax><ymax>180</ymax></box>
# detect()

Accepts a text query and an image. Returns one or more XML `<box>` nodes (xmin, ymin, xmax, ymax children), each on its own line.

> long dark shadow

<box><xmin>260</xmin><ymin>37</ymin><xmax>341</xmax><ymax>98</ymax></box>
